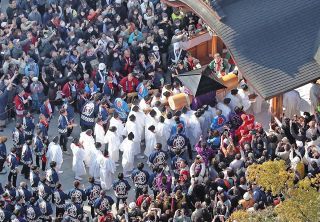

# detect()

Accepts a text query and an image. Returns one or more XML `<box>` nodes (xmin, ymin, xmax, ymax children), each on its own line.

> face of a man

<box><xmin>12</xmin><ymin>1</ymin><xmax>17</xmax><ymax>8</ymax></box>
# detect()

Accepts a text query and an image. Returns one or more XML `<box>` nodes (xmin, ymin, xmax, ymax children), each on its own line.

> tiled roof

<box><xmin>179</xmin><ymin>0</ymin><xmax>320</xmax><ymax>99</ymax></box>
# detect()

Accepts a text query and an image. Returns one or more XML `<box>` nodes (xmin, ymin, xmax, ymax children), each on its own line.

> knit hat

<box><xmin>243</xmin><ymin>192</ymin><xmax>251</xmax><ymax>201</ymax></box>
<box><xmin>98</xmin><ymin>63</ymin><xmax>106</xmax><ymax>70</ymax></box>
<box><xmin>129</xmin><ymin>202</ymin><xmax>136</xmax><ymax>209</ymax></box>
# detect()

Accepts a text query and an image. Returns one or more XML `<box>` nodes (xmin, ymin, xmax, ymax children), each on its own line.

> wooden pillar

<box><xmin>271</xmin><ymin>94</ymin><xmax>283</xmax><ymax>121</ymax></box>
<box><xmin>211</xmin><ymin>35</ymin><xmax>219</xmax><ymax>56</ymax></box>
<box><xmin>211</xmin><ymin>35</ymin><xmax>224</xmax><ymax>57</ymax></box>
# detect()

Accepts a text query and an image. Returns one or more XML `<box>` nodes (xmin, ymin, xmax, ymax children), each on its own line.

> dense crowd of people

<box><xmin>0</xmin><ymin>0</ymin><xmax>319</xmax><ymax>221</ymax></box>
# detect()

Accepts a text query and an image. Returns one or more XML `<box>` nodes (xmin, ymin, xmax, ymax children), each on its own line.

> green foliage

<box><xmin>246</xmin><ymin>160</ymin><xmax>294</xmax><ymax>195</ymax></box>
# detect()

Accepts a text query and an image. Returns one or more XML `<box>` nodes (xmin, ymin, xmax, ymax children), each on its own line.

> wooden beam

<box><xmin>270</xmin><ymin>94</ymin><xmax>283</xmax><ymax>121</ymax></box>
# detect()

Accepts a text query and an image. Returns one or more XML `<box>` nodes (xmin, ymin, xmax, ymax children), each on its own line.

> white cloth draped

<box><xmin>144</xmin><ymin>131</ymin><xmax>157</xmax><ymax>157</ymax></box>
<box><xmin>119</xmin><ymin>138</ymin><xmax>135</xmax><ymax>173</ymax></box>
<box><xmin>89</xmin><ymin>149</ymin><xmax>104</xmax><ymax>179</ymax></box>
<box><xmin>100</xmin><ymin>157</ymin><xmax>116</xmax><ymax>190</ymax></box>
<box><xmin>79</xmin><ymin>132</ymin><xmax>96</xmax><ymax>166</ymax></box>
<box><xmin>46</xmin><ymin>142</ymin><xmax>63</xmax><ymax>170</ymax></box>
<box><xmin>104</xmin><ymin>131</ymin><xmax>121</xmax><ymax>163</ymax></box>
<box><xmin>94</xmin><ymin>123</ymin><xmax>105</xmax><ymax>145</ymax></box>
<box><xmin>70</xmin><ymin>143</ymin><xmax>86</xmax><ymax>177</ymax></box>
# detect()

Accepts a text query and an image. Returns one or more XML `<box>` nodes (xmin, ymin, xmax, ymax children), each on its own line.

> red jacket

<box><xmin>14</xmin><ymin>94</ymin><xmax>29</xmax><ymax>116</ymax></box>
<box><xmin>62</xmin><ymin>82</ymin><xmax>79</xmax><ymax>98</ymax></box>
<box><xmin>119</xmin><ymin>77</ymin><xmax>139</xmax><ymax>93</ymax></box>
<box><xmin>136</xmin><ymin>194</ymin><xmax>151</xmax><ymax>207</ymax></box>
<box><xmin>235</xmin><ymin>114</ymin><xmax>255</xmax><ymax>139</ymax></box>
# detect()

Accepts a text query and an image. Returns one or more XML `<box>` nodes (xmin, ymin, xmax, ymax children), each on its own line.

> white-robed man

<box><xmin>128</xmin><ymin>105</ymin><xmax>145</xmax><ymax>140</ymax></box>
<box><xmin>238</xmin><ymin>84</ymin><xmax>251</xmax><ymax>112</ymax></box>
<box><xmin>226</xmin><ymin>89</ymin><xmax>243</xmax><ymax>112</ymax></box>
<box><xmin>79</xmin><ymin>129</ymin><xmax>96</xmax><ymax>166</ymax></box>
<box><xmin>94</xmin><ymin>118</ymin><xmax>105</xmax><ymax>148</ymax></box>
<box><xmin>120</xmin><ymin>132</ymin><xmax>136</xmax><ymax>177</ymax></box>
<box><xmin>309</xmin><ymin>81</ymin><xmax>320</xmax><ymax>114</ymax></box>
<box><xmin>283</xmin><ymin>90</ymin><xmax>301</xmax><ymax>119</ymax></box>
<box><xmin>70</xmin><ymin>138</ymin><xmax>86</xmax><ymax>180</ymax></box>
<box><xmin>144</xmin><ymin>109</ymin><xmax>158</xmax><ymax>140</ymax></box>
<box><xmin>109</xmin><ymin>112</ymin><xmax>125</xmax><ymax>141</ymax></box>
<box><xmin>181</xmin><ymin>108</ymin><xmax>192</xmax><ymax>142</ymax></box>
<box><xmin>202</xmin><ymin>106</ymin><xmax>212</xmax><ymax>136</ymax></box>
<box><xmin>104</xmin><ymin>126</ymin><xmax>121</xmax><ymax>165</ymax></box>
<box><xmin>46</xmin><ymin>136</ymin><xmax>63</xmax><ymax>173</ymax></box>
<box><xmin>100</xmin><ymin>150</ymin><xmax>116</xmax><ymax>190</ymax></box>
<box><xmin>125</xmin><ymin>114</ymin><xmax>143</xmax><ymax>158</ymax></box>
<box><xmin>216</xmin><ymin>98</ymin><xmax>231</xmax><ymax>121</ymax></box>
<box><xmin>156</xmin><ymin>116</ymin><xmax>170</xmax><ymax>151</ymax></box>
<box><xmin>189</xmin><ymin>111</ymin><xmax>202</xmax><ymax>149</ymax></box>
<box><xmin>89</xmin><ymin>142</ymin><xmax>104</xmax><ymax>181</ymax></box>
<box><xmin>145</xmin><ymin>125</ymin><xmax>157</xmax><ymax>157</ymax></box>
<box><xmin>164</xmin><ymin>112</ymin><xmax>175</xmax><ymax>131</ymax></box>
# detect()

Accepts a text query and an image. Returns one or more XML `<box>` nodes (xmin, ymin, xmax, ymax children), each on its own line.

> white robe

<box><xmin>309</xmin><ymin>83</ymin><xmax>320</xmax><ymax>114</ymax></box>
<box><xmin>202</xmin><ymin>110</ymin><xmax>212</xmax><ymax>136</ymax></box>
<box><xmin>100</xmin><ymin>156</ymin><xmax>116</xmax><ymax>190</ymax></box>
<box><xmin>104</xmin><ymin>130</ymin><xmax>121</xmax><ymax>163</ymax></box>
<box><xmin>181</xmin><ymin>112</ymin><xmax>192</xmax><ymax>139</ymax></box>
<box><xmin>251</xmin><ymin>94</ymin><xmax>263</xmax><ymax>114</ymax></box>
<box><xmin>145</xmin><ymin>114</ymin><xmax>158</xmax><ymax>139</ymax></box>
<box><xmin>94</xmin><ymin>123</ymin><xmax>105</xmax><ymax>145</ymax></box>
<box><xmin>125</xmin><ymin>120</ymin><xmax>142</xmax><ymax>154</ymax></box>
<box><xmin>127</xmin><ymin>110</ymin><xmax>145</xmax><ymax>140</ymax></box>
<box><xmin>70</xmin><ymin>143</ymin><xmax>86</xmax><ymax>177</ymax></box>
<box><xmin>89</xmin><ymin>149</ymin><xmax>104</xmax><ymax>179</ymax></box>
<box><xmin>216</xmin><ymin>102</ymin><xmax>231</xmax><ymax>121</ymax></box>
<box><xmin>189</xmin><ymin>115</ymin><xmax>202</xmax><ymax>148</ymax></box>
<box><xmin>153</xmin><ymin>107</ymin><xmax>162</xmax><ymax>121</ymax></box>
<box><xmin>79</xmin><ymin>132</ymin><xmax>96</xmax><ymax>166</ymax></box>
<box><xmin>109</xmin><ymin>117</ymin><xmax>125</xmax><ymax>140</ymax></box>
<box><xmin>238</xmin><ymin>89</ymin><xmax>251</xmax><ymax>112</ymax></box>
<box><xmin>151</xmin><ymin>97</ymin><xmax>161</xmax><ymax>107</ymax></box>
<box><xmin>226</xmin><ymin>92</ymin><xmax>243</xmax><ymax>112</ymax></box>
<box><xmin>164</xmin><ymin>118</ymin><xmax>175</xmax><ymax>130</ymax></box>
<box><xmin>283</xmin><ymin>90</ymin><xmax>301</xmax><ymax>119</ymax></box>
<box><xmin>156</xmin><ymin>122</ymin><xmax>170</xmax><ymax>151</ymax></box>
<box><xmin>119</xmin><ymin>138</ymin><xmax>135</xmax><ymax>173</ymax></box>
<box><xmin>208</xmin><ymin>106</ymin><xmax>217</xmax><ymax>120</ymax></box>
<box><xmin>46</xmin><ymin>142</ymin><xmax>63</xmax><ymax>170</ymax></box>
<box><xmin>198</xmin><ymin>116</ymin><xmax>206</xmax><ymax>138</ymax></box>
<box><xmin>139</xmin><ymin>99</ymin><xmax>150</xmax><ymax>111</ymax></box>
<box><xmin>145</xmin><ymin>131</ymin><xmax>157</xmax><ymax>157</ymax></box>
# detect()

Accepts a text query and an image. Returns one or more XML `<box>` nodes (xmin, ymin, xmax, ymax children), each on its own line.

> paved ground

<box><xmin>0</xmin><ymin>110</ymin><xmax>153</xmax><ymax>216</ymax></box>
<box><xmin>0</xmin><ymin>0</ymin><xmax>9</xmax><ymax>14</ymax></box>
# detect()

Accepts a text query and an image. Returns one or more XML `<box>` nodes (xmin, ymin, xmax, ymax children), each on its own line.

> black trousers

<box><xmin>0</xmin><ymin>158</ymin><xmax>5</xmax><ymax>172</ymax></box>
<box><xmin>90</xmin><ymin>205</ymin><xmax>95</xmax><ymax>219</ymax></box>
<box><xmin>67</xmin><ymin>127</ymin><xmax>73</xmax><ymax>137</ymax></box>
<box><xmin>81</xmin><ymin>125</ymin><xmax>94</xmax><ymax>133</ymax></box>
<box><xmin>187</xmin><ymin>143</ymin><xmax>193</xmax><ymax>160</ymax></box>
<box><xmin>59</xmin><ymin>134</ymin><xmax>68</xmax><ymax>151</ymax></box>
<box><xmin>116</xmin><ymin>197</ymin><xmax>127</xmax><ymax>210</ymax></box>
<box><xmin>135</xmin><ymin>187</ymin><xmax>144</xmax><ymax>200</ymax></box>
<box><xmin>35</xmin><ymin>155</ymin><xmax>46</xmax><ymax>171</ymax></box>
<box><xmin>153</xmin><ymin>190</ymin><xmax>158</xmax><ymax>199</ymax></box>
<box><xmin>25</xmin><ymin>134</ymin><xmax>33</xmax><ymax>141</ymax></box>
<box><xmin>8</xmin><ymin>171</ymin><xmax>17</xmax><ymax>187</ymax></box>
<box><xmin>16</xmin><ymin>147</ymin><xmax>22</xmax><ymax>162</ymax></box>
<box><xmin>21</xmin><ymin>163</ymin><xmax>30</xmax><ymax>179</ymax></box>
